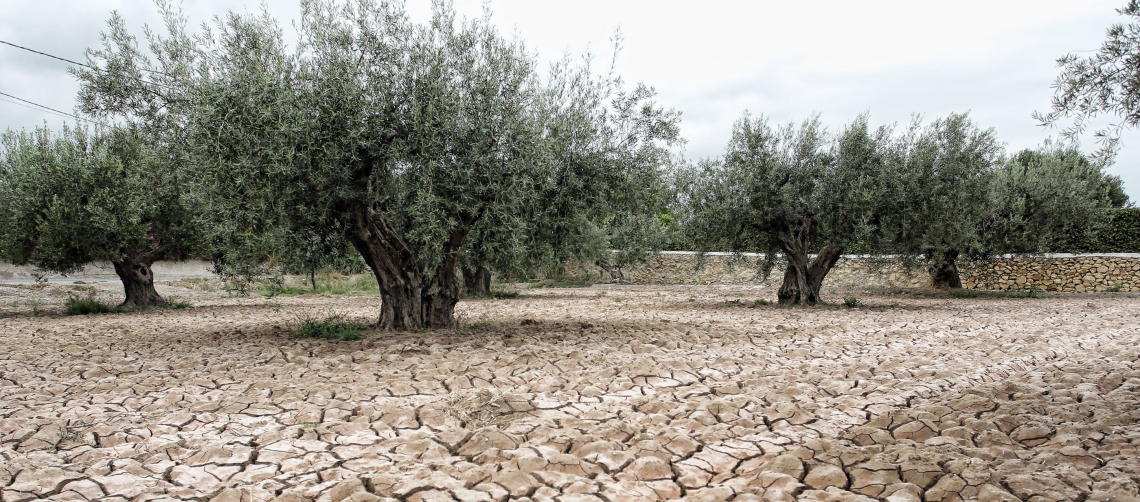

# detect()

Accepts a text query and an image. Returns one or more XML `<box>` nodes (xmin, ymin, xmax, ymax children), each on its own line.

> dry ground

<box><xmin>1</xmin><ymin>283</ymin><xmax>1139</xmax><ymax>502</ymax></box>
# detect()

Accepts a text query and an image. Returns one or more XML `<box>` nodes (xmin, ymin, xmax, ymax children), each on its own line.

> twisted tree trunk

<box><xmin>928</xmin><ymin>250</ymin><xmax>962</xmax><ymax>289</ymax></box>
<box><xmin>595</xmin><ymin>258</ymin><xmax>626</xmax><ymax>283</ymax></box>
<box><xmin>349</xmin><ymin>207</ymin><xmax>465</xmax><ymax>330</ymax></box>
<box><xmin>775</xmin><ymin>216</ymin><xmax>843</xmax><ymax>306</ymax></box>
<box><xmin>461</xmin><ymin>266</ymin><xmax>492</xmax><ymax>296</ymax></box>
<box><xmin>112</xmin><ymin>258</ymin><xmax>165</xmax><ymax>308</ymax></box>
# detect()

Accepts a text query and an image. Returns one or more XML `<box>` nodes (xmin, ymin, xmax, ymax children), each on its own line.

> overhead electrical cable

<box><xmin>0</xmin><ymin>39</ymin><xmax>176</xmax><ymax>89</ymax></box>
<box><xmin>0</xmin><ymin>90</ymin><xmax>97</xmax><ymax>124</ymax></box>
<box><xmin>0</xmin><ymin>96</ymin><xmax>75</xmax><ymax>121</ymax></box>
<box><xmin>0</xmin><ymin>40</ymin><xmax>91</xmax><ymax>68</ymax></box>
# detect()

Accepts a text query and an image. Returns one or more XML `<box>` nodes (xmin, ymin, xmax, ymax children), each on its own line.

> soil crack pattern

<box><xmin>1</xmin><ymin>285</ymin><xmax>1138</xmax><ymax>501</ymax></box>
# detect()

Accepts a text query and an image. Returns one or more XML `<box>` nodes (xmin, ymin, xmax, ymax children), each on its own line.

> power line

<box><xmin>0</xmin><ymin>96</ymin><xmax>77</xmax><ymax>122</ymax></box>
<box><xmin>0</xmin><ymin>96</ymin><xmax>86</xmax><ymax>124</ymax></box>
<box><xmin>0</xmin><ymin>40</ymin><xmax>90</xmax><ymax>69</ymax></box>
<box><xmin>0</xmin><ymin>39</ymin><xmax>176</xmax><ymax>89</ymax></box>
<box><xmin>0</xmin><ymin>91</ymin><xmax>96</xmax><ymax>124</ymax></box>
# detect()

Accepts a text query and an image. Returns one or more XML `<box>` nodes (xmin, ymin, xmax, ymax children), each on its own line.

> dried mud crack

<box><xmin>1</xmin><ymin>285</ymin><xmax>1139</xmax><ymax>501</ymax></box>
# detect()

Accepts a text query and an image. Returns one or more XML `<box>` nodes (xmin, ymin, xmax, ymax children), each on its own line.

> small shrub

<box><xmin>490</xmin><ymin>287</ymin><xmax>520</xmax><ymax>299</ymax></box>
<box><xmin>296</xmin><ymin>313</ymin><xmax>363</xmax><ymax>341</ymax></box>
<box><xmin>753</xmin><ymin>299</ymin><xmax>773</xmax><ymax>307</ymax></box>
<box><xmin>65</xmin><ymin>294</ymin><xmax>119</xmax><ymax>315</ymax></box>
<box><xmin>613</xmin><ymin>296</ymin><xmax>623</xmax><ymax>303</ymax></box>
<box><xmin>843</xmin><ymin>296</ymin><xmax>862</xmax><ymax>308</ymax></box>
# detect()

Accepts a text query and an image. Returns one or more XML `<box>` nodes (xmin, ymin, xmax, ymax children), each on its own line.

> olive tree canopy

<box><xmin>0</xmin><ymin>124</ymin><xmax>199</xmax><ymax>307</ymax></box>
<box><xmin>861</xmin><ymin>116</ymin><xmax>1118</xmax><ymax>288</ymax></box>
<box><xmin>684</xmin><ymin>113</ymin><xmax>893</xmax><ymax>305</ymax></box>
<box><xmin>986</xmin><ymin>143</ymin><xmax>1123</xmax><ymax>255</ymax></box>
<box><xmin>77</xmin><ymin>0</ymin><xmax>678</xmax><ymax>329</ymax></box>
<box><xmin>873</xmin><ymin>113</ymin><xmax>1003</xmax><ymax>288</ymax></box>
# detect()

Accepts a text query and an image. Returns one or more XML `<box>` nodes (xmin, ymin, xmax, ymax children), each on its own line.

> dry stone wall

<box><xmin>560</xmin><ymin>252</ymin><xmax>1140</xmax><ymax>292</ymax></box>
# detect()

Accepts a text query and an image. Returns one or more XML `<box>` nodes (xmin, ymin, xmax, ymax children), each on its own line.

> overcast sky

<box><xmin>2</xmin><ymin>0</ymin><xmax>1137</xmax><ymax>200</ymax></box>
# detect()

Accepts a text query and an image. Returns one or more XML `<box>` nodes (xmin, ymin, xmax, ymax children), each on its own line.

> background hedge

<box><xmin>1061</xmin><ymin>208</ymin><xmax>1140</xmax><ymax>253</ymax></box>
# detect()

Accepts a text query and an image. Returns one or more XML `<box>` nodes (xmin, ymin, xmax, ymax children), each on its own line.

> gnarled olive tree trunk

<box><xmin>349</xmin><ymin>208</ymin><xmax>465</xmax><ymax>330</ymax></box>
<box><xmin>461</xmin><ymin>266</ymin><xmax>492</xmax><ymax>296</ymax></box>
<box><xmin>595</xmin><ymin>258</ymin><xmax>626</xmax><ymax>283</ymax></box>
<box><xmin>112</xmin><ymin>258</ymin><xmax>165</xmax><ymax>308</ymax></box>
<box><xmin>775</xmin><ymin>216</ymin><xmax>843</xmax><ymax>306</ymax></box>
<box><xmin>928</xmin><ymin>250</ymin><xmax>962</xmax><ymax>289</ymax></box>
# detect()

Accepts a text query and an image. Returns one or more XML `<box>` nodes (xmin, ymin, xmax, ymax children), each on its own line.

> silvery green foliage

<box><xmin>684</xmin><ymin>114</ymin><xmax>889</xmax><ymax>269</ymax></box>
<box><xmin>986</xmin><ymin>142</ymin><xmax>1119</xmax><ymax>254</ymax></box>
<box><xmin>75</xmin><ymin>0</ymin><xmax>677</xmax><ymax>325</ymax></box>
<box><xmin>510</xmin><ymin>66</ymin><xmax>683</xmax><ymax>282</ymax></box>
<box><xmin>0</xmin><ymin>124</ymin><xmax>198</xmax><ymax>274</ymax></box>
<box><xmin>877</xmin><ymin>113</ymin><xmax>1004</xmax><ymax>270</ymax></box>
<box><xmin>681</xmin><ymin>113</ymin><xmax>897</xmax><ymax>304</ymax></box>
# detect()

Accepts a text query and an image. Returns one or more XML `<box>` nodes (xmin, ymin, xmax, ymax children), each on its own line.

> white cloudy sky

<box><xmin>2</xmin><ymin>0</ymin><xmax>1137</xmax><ymax>200</ymax></box>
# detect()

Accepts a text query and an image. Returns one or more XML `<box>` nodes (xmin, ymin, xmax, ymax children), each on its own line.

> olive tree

<box><xmin>985</xmin><ymin>142</ymin><xmax>1121</xmax><ymax>254</ymax></box>
<box><xmin>875</xmin><ymin>114</ymin><xmax>1003</xmax><ymax>288</ymax></box>
<box><xmin>684</xmin><ymin>113</ymin><xmax>892</xmax><ymax>305</ymax></box>
<box><xmin>883</xmin><ymin>118</ymin><xmax>1121</xmax><ymax>287</ymax></box>
<box><xmin>0</xmin><ymin>124</ymin><xmax>199</xmax><ymax>307</ymax></box>
<box><xmin>530</xmin><ymin>78</ymin><xmax>682</xmax><ymax>284</ymax></box>
<box><xmin>79</xmin><ymin>0</ymin><xmax>674</xmax><ymax>329</ymax></box>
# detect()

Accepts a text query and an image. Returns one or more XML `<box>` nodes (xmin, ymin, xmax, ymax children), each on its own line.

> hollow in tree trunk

<box><xmin>461</xmin><ymin>266</ymin><xmax>492</xmax><ymax>296</ymax></box>
<box><xmin>774</xmin><ymin>215</ymin><xmax>843</xmax><ymax>306</ymax></box>
<box><xmin>349</xmin><ymin>208</ymin><xmax>465</xmax><ymax>330</ymax></box>
<box><xmin>112</xmin><ymin>259</ymin><xmax>165</xmax><ymax>308</ymax></box>
<box><xmin>928</xmin><ymin>250</ymin><xmax>962</xmax><ymax>289</ymax></box>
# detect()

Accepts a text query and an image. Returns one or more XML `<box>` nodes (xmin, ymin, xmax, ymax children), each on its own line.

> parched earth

<box><xmin>1</xmin><ymin>283</ymin><xmax>1139</xmax><ymax>502</ymax></box>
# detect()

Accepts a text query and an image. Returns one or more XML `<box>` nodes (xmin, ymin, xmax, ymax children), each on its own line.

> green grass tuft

<box><xmin>296</xmin><ymin>313</ymin><xmax>364</xmax><ymax>341</ymax></box>
<box><xmin>843</xmin><ymin>296</ymin><xmax>862</xmax><ymax>308</ymax></box>
<box><xmin>64</xmin><ymin>294</ymin><xmax>119</xmax><ymax>315</ymax></box>
<box><xmin>489</xmin><ymin>285</ymin><xmax>520</xmax><ymax>299</ymax></box>
<box><xmin>167</xmin><ymin>299</ymin><xmax>192</xmax><ymax>309</ymax></box>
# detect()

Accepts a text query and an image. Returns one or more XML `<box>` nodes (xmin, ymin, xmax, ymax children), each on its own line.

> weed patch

<box><xmin>65</xmin><ymin>294</ymin><xmax>119</xmax><ymax>315</ymax></box>
<box><xmin>295</xmin><ymin>313</ymin><xmax>364</xmax><ymax>341</ymax></box>
<box><xmin>489</xmin><ymin>285</ymin><xmax>520</xmax><ymax>299</ymax></box>
<box><xmin>725</xmin><ymin>298</ymin><xmax>772</xmax><ymax>307</ymax></box>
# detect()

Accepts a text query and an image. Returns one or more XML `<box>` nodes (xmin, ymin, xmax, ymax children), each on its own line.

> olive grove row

<box><xmin>0</xmin><ymin>0</ymin><xmax>1133</xmax><ymax>327</ymax></box>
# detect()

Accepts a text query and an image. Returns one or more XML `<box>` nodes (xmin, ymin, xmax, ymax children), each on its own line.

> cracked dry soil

<box><xmin>2</xmin><ymin>284</ymin><xmax>1140</xmax><ymax>502</ymax></box>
